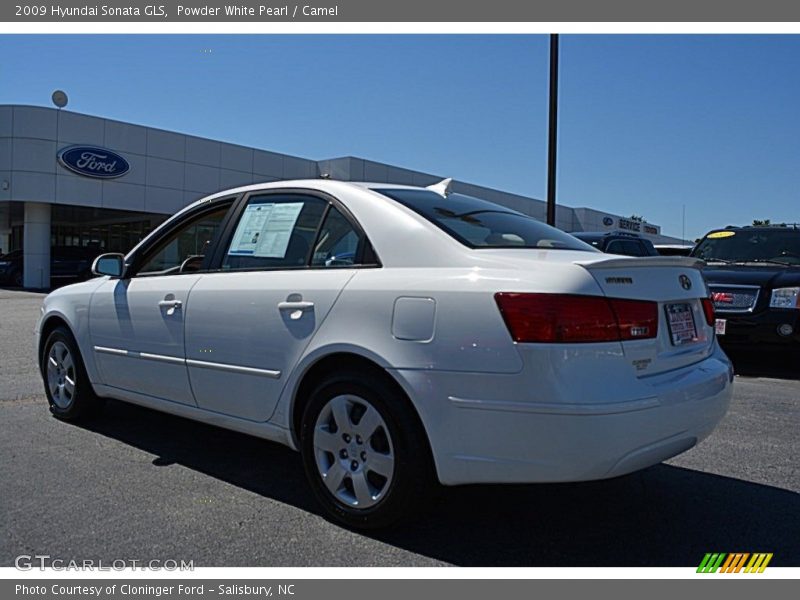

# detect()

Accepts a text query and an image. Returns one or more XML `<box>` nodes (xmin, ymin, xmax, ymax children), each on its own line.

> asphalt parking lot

<box><xmin>1</xmin><ymin>288</ymin><xmax>798</xmax><ymax>567</ymax></box>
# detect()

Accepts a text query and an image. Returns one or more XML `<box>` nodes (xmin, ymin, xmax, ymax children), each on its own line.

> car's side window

<box><xmin>311</xmin><ymin>206</ymin><xmax>363</xmax><ymax>268</ymax></box>
<box><xmin>607</xmin><ymin>239</ymin><xmax>643</xmax><ymax>257</ymax></box>
<box><xmin>222</xmin><ymin>194</ymin><xmax>327</xmax><ymax>271</ymax></box>
<box><xmin>136</xmin><ymin>205</ymin><xmax>230</xmax><ymax>277</ymax></box>
<box><xmin>630</xmin><ymin>241</ymin><xmax>646</xmax><ymax>256</ymax></box>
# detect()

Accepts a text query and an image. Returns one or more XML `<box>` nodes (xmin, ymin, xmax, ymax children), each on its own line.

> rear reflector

<box><xmin>701</xmin><ymin>297</ymin><xmax>715</xmax><ymax>327</ymax></box>
<box><xmin>495</xmin><ymin>293</ymin><xmax>658</xmax><ymax>343</ymax></box>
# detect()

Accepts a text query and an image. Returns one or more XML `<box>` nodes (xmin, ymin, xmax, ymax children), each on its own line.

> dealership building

<box><xmin>0</xmin><ymin>104</ymin><xmax>680</xmax><ymax>288</ymax></box>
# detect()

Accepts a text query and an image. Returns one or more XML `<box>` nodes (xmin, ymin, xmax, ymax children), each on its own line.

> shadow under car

<box><xmin>70</xmin><ymin>399</ymin><xmax>800</xmax><ymax>567</ymax></box>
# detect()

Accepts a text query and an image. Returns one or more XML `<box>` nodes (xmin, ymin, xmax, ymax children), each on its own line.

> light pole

<box><xmin>546</xmin><ymin>34</ymin><xmax>559</xmax><ymax>227</ymax></box>
<box><xmin>547</xmin><ymin>33</ymin><xmax>558</xmax><ymax>227</ymax></box>
<box><xmin>682</xmin><ymin>204</ymin><xmax>687</xmax><ymax>244</ymax></box>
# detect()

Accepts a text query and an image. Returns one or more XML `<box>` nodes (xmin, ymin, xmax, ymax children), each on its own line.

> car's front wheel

<box><xmin>300</xmin><ymin>370</ymin><xmax>436</xmax><ymax>529</ymax></box>
<box><xmin>41</xmin><ymin>326</ymin><xmax>104</xmax><ymax>421</ymax></box>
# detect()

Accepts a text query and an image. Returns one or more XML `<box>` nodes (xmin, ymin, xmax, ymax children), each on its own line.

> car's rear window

<box><xmin>373</xmin><ymin>189</ymin><xmax>596</xmax><ymax>252</ymax></box>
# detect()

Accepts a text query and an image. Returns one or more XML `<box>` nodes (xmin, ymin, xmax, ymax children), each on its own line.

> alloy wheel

<box><xmin>312</xmin><ymin>394</ymin><xmax>395</xmax><ymax>509</ymax></box>
<box><xmin>47</xmin><ymin>341</ymin><xmax>76</xmax><ymax>409</ymax></box>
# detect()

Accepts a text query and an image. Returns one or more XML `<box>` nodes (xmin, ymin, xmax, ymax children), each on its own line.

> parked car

<box><xmin>36</xmin><ymin>179</ymin><xmax>733</xmax><ymax>528</ymax></box>
<box><xmin>51</xmin><ymin>245</ymin><xmax>105</xmax><ymax>281</ymax></box>
<box><xmin>572</xmin><ymin>231</ymin><xmax>659</xmax><ymax>257</ymax></box>
<box><xmin>0</xmin><ymin>250</ymin><xmax>23</xmax><ymax>286</ymax></box>
<box><xmin>0</xmin><ymin>246</ymin><xmax>103</xmax><ymax>287</ymax></box>
<box><xmin>692</xmin><ymin>225</ymin><xmax>800</xmax><ymax>348</ymax></box>
<box><xmin>655</xmin><ymin>244</ymin><xmax>695</xmax><ymax>257</ymax></box>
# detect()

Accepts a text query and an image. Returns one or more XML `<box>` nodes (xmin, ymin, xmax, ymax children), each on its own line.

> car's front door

<box><xmin>184</xmin><ymin>192</ymin><xmax>372</xmax><ymax>421</ymax></box>
<box><xmin>89</xmin><ymin>202</ymin><xmax>232</xmax><ymax>405</ymax></box>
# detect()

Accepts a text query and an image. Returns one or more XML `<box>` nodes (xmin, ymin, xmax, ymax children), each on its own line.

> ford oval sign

<box><xmin>58</xmin><ymin>146</ymin><xmax>130</xmax><ymax>179</ymax></box>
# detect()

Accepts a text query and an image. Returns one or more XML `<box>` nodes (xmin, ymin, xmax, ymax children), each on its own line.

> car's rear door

<box><xmin>89</xmin><ymin>200</ymin><xmax>234</xmax><ymax>405</ymax></box>
<box><xmin>184</xmin><ymin>190</ymin><xmax>371</xmax><ymax>421</ymax></box>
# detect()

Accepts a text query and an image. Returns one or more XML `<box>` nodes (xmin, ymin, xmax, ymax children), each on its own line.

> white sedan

<box><xmin>36</xmin><ymin>179</ymin><xmax>733</xmax><ymax>528</ymax></box>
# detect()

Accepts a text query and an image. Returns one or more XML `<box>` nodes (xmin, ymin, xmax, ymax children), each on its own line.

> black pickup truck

<box><xmin>692</xmin><ymin>226</ymin><xmax>800</xmax><ymax>348</ymax></box>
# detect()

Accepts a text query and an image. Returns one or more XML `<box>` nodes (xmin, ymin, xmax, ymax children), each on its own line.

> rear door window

<box><xmin>311</xmin><ymin>206</ymin><xmax>362</xmax><ymax>267</ymax></box>
<box><xmin>222</xmin><ymin>194</ymin><xmax>327</xmax><ymax>270</ymax></box>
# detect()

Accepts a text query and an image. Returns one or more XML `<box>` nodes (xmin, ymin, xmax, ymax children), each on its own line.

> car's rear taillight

<box><xmin>701</xmin><ymin>297</ymin><xmax>715</xmax><ymax>327</ymax></box>
<box><xmin>494</xmin><ymin>293</ymin><xmax>658</xmax><ymax>343</ymax></box>
<box><xmin>609</xmin><ymin>298</ymin><xmax>659</xmax><ymax>341</ymax></box>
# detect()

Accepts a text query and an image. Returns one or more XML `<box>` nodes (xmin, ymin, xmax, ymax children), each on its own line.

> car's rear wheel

<box><xmin>300</xmin><ymin>370</ymin><xmax>436</xmax><ymax>529</ymax></box>
<box><xmin>12</xmin><ymin>269</ymin><xmax>22</xmax><ymax>287</ymax></box>
<box><xmin>41</xmin><ymin>326</ymin><xmax>104</xmax><ymax>421</ymax></box>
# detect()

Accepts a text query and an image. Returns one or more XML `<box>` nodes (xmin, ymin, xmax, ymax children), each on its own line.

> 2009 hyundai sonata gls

<box><xmin>36</xmin><ymin>179</ymin><xmax>733</xmax><ymax>528</ymax></box>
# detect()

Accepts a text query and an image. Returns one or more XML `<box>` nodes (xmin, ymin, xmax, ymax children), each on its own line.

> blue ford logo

<box><xmin>602</xmin><ymin>216</ymin><xmax>614</xmax><ymax>227</ymax></box>
<box><xmin>58</xmin><ymin>145</ymin><xmax>130</xmax><ymax>179</ymax></box>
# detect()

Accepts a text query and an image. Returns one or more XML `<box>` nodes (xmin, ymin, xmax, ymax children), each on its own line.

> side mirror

<box><xmin>92</xmin><ymin>253</ymin><xmax>126</xmax><ymax>278</ymax></box>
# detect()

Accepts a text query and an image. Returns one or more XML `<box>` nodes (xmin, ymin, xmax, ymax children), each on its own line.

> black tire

<box><xmin>12</xmin><ymin>269</ymin><xmax>22</xmax><ymax>287</ymax></box>
<box><xmin>40</xmin><ymin>326</ymin><xmax>105</xmax><ymax>421</ymax></box>
<box><xmin>300</xmin><ymin>369</ymin><xmax>437</xmax><ymax>529</ymax></box>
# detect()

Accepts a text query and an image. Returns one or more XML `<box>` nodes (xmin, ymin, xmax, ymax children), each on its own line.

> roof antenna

<box><xmin>426</xmin><ymin>177</ymin><xmax>453</xmax><ymax>198</ymax></box>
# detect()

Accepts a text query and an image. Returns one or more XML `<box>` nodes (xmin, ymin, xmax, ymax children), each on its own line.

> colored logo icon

<box><xmin>697</xmin><ymin>552</ymin><xmax>773</xmax><ymax>573</ymax></box>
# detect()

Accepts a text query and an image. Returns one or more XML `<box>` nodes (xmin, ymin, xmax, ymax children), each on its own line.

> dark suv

<box><xmin>692</xmin><ymin>226</ymin><xmax>800</xmax><ymax>348</ymax></box>
<box><xmin>571</xmin><ymin>231</ymin><xmax>659</xmax><ymax>257</ymax></box>
<box><xmin>0</xmin><ymin>246</ymin><xmax>103</xmax><ymax>287</ymax></box>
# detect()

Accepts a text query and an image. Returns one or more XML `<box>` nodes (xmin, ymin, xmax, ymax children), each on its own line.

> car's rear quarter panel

<box><xmin>297</xmin><ymin>262</ymin><xmax>605</xmax><ymax>374</ymax></box>
<box><xmin>273</xmin><ymin>256</ymin><xmax>731</xmax><ymax>485</ymax></box>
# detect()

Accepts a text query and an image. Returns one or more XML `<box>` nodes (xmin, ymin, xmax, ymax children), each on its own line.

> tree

<box><xmin>752</xmin><ymin>219</ymin><xmax>771</xmax><ymax>226</ymax></box>
<box><xmin>629</xmin><ymin>214</ymin><xmax>647</xmax><ymax>223</ymax></box>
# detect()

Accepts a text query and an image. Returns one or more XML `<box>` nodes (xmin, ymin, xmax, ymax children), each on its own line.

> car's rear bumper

<box><xmin>393</xmin><ymin>344</ymin><xmax>733</xmax><ymax>485</ymax></box>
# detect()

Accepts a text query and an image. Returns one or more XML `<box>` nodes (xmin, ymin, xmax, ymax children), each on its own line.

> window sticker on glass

<box><xmin>228</xmin><ymin>202</ymin><xmax>304</xmax><ymax>258</ymax></box>
<box><xmin>228</xmin><ymin>203</ymin><xmax>274</xmax><ymax>255</ymax></box>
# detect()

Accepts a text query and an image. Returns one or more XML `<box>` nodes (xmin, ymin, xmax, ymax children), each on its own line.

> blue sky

<box><xmin>1</xmin><ymin>34</ymin><xmax>798</xmax><ymax>240</ymax></box>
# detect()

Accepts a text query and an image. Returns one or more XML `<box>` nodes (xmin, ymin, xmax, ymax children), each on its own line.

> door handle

<box><xmin>158</xmin><ymin>299</ymin><xmax>182</xmax><ymax>309</ymax></box>
<box><xmin>278</xmin><ymin>301</ymin><xmax>314</xmax><ymax>310</ymax></box>
<box><xmin>278</xmin><ymin>300</ymin><xmax>314</xmax><ymax>320</ymax></box>
<box><xmin>158</xmin><ymin>299</ymin><xmax>182</xmax><ymax>315</ymax></box>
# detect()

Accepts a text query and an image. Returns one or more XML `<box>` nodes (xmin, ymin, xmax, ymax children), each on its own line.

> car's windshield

<box><xmin>374</xmin><ymin>189</ymin><xmax>597</xmax><ymax>252</ymax></box>
<box><xmin>693</xmin><ymin>229</ymin><xmax>800</xmax><ymax>265</ymax></box>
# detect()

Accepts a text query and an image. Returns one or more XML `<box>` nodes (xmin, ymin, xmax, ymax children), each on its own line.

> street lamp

<box><xmin>546</xmin><ymin>34</ymin><xmax>559</xmax><ymax>227</ymax></box>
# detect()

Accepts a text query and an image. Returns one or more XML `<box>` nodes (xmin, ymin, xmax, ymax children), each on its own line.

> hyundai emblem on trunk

<box><xmin>679</xmin><ymin>274</ymin><xmax>692</xmax><ymax>290</ymax></box>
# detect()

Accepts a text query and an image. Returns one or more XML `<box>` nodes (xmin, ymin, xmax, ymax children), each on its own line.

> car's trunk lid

<box><xmin>576</xmin><ymin>256</ymin><xmax>714</xmax><ymax>376</ymax></box>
